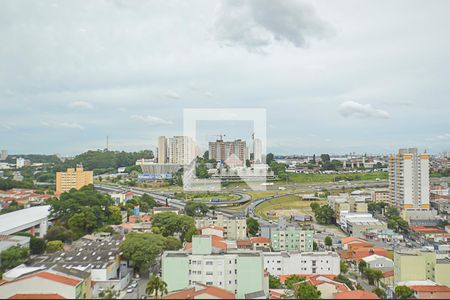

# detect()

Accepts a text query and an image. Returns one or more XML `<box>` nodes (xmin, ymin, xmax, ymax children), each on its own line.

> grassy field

<box><xmin>246</xmin><ymin>190</ymin><xmax>297</xmax><ymax>200</ymax></box>
<box><xmin>284</xmin><ymin>171</ymin><xmax>388</xmax><ymax>184</ymax></box>
<box><xmin>254</xmin><ymin>195</ymin><xmax>327</xmax><ymax>220</ymax></box>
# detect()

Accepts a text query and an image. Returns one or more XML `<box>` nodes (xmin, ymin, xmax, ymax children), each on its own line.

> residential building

<box><xmin>370</xmin><ymin>188</ymin><xmax>390</xmax><ymax>203</ymax></box>
<box><xmin>260</xmin><ymin>218</ymin><xmax>313</xmax><ymax>252</ymax></box>
<box><xmin>362</xmin><ymin>254</ymin><xmax>394</xmax><ymax>269</ymax></box>
<box><xmin>56</xmin><ymin>166</ymin><xmax>93</xmax><ymax>195</ymax></box>
<box><xmin>410</xmin><ymin>285</ymin><xmax>450</xmax><ymax>299</ymax></box>
<box><xmin>0</xmin><ymin>266</ymin><xmax>92</xmax><ymax>299</ymax></box>
<box><xmin>168</xmin><ymin>136</ymin><xmax>199</xmax><ymax>165</ymax></box>
<box><xmin>163</xmin><ymin>283</ymin><xmax>236</xmax><ymax>299</ymax></box>
<box><xmin>109</xmin><ymin>191</ymin><xmax>134</xmax><ymax>204</ymax></box>
<box><xmin>12</xmin><ymin>171</ymin><xmax>24</xmax><ymax>181</ymax></box>
<box><xmin>264</xmin><ymin>251</ymin><xmax>340</xmax><ymax>277</ymax></box>
<box><xmin>209</xmin><ymin>139</ymin><xmax>247</xmax><ymax>166</ymax></box>
<box><xmin>195</xmin><ymin>214</ymin><xmax>247</xmax><ymax>240</ymax></box>
<box><xmin>158</xmin><ymin>136</ymin><xmax>168</xmax><ymax>163</ymax></box>
<box><xmin>394</xmin><ymin>250</ymin><xmax>450</xmax><ymax>287</ymax></box>
<box><xmin>389</xmin><ymin>148</ymin><xmax>430</xmax><ymax>210</ymax></box>
<box><xmin>161</xmin><ymin>235</ymin><xmax>268</xmax><ymax>299</ymax></box>
<box><xmin>16</xmin><ymin>157</ymin><xmax>31</xmax><ymax>168</ymax></box>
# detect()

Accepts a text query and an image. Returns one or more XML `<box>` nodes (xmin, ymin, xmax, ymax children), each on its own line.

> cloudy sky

<box><xmin>1</xmin><ymin>0</ymin><xmax>449</xmax><ymax>156</ymax></box>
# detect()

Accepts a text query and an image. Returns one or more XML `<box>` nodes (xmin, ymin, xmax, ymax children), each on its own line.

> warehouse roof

<box><xmin>0</xmin><ymin>205</ymin><xmax>51</xmax><ymax>234</ymax></box>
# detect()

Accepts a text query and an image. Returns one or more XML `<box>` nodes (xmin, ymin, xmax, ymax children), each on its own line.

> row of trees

<box><xmin>310</xmin><ymin>202</ymin><xmax>335</xmax><ymax>224</ymax></box>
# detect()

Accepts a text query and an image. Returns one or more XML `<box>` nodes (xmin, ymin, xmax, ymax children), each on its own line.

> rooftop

<box><xmin>335</xmin><ymin>290</ymin><xmax>379</xmax><ymax>299</ymax></box>
<box><xmin>0</xmin><ymin>205</ymin><xmax>51</xmax><ymax>234</ymax></box>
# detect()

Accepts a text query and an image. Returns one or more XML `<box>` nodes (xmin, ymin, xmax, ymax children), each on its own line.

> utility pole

<box><xmin>106</xmin><ymin>136</ymin><xmax>109</xmax><ymax>151</ymax></box>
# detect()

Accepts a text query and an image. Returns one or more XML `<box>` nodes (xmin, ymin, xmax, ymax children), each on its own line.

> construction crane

<box><xmin>207</xmin><ymin>134</ymin><xmax>226</xmax><ymax>141</ymax></box>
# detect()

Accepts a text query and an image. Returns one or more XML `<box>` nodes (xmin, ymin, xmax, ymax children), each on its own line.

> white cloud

<box><xmin>69</xmin><ymin>101</ymin><xmax>94</xmax><ymax>110</ymax></box>
<box><xmin>41</xmin><ymin>121</ymin><xmax>84</xmax><ymax>130</ymax></box>
<box><xmin>0</xmin><ymin>124</ymin><xmax>13</xmax><ymax>132</ymax></box>
<box><xmin>213</xmin><ymin>0</ymin><xmax>333</xmax><ymax>50</ymax></box>
<box><xmin>130</xmin><ymin>114</ymin><xmax>173</xmax><ymax>126</ymax></box>
<box><xmin>338</xmin><ymin>101</ymin><xmax>390</xmax><ymax>119</ymax></box>
<box><xmin>164</xmin><ymin>90</ymin><xmax>180</xmax><ymax>99</ymax></box>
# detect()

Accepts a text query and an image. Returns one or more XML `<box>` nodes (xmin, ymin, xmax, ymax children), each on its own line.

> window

<box><xmin>206</xmin><ymin>282</ymin><xmax>213</xmax><ymax>285</ymax></box>
<box><xmin>206</xmin><ymin>271</ymin><xmax>213</xmax><ymax>275</ymax></box>
<box><xmin>205</xmin><ymin>261</ymin><xmax>213</xmax><ymax>265</ymax></box>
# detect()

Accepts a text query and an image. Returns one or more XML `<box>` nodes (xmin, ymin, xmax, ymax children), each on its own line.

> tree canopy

<box><xmin>246</xmin><ymin>217</ymin><xmax>259</xmax><ymax>236</ymax></box>
<box><xmin>150</xmin><ymin>212</ymin><xmax>197</xmax><ymax>242</ymax></box>
<box><xmin>0</xmin><ymin>246</ymin><xmax>29</xmax><ymax>272</ymax></box>
<box><xmin>395</xmin><ymin>285</ymin><xmax>413</xmax><ymax>299</ymax></box>
<box><xmin>184</xmin><ymin>202</ymin><xmax>209</xmax><ymax>217</ymax></box>
<box><xmin>294</xmin><ymin>282</ymin><xmax>321</xmax><ymax>299</ymax></box>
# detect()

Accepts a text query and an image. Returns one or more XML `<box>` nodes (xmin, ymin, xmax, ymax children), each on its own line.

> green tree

<box><xmin>294</xmin><ymin>282</ymin><xmax>321</xmax><ymax>299</ymax></box>
<box><xmin>99</xmin><ymin>286</ymin><xmax>120</xmax><ymax>299</ymax></box>
<box><xmin>314</xmin><ymin>205</ymin><xmax>335</xmax><ymax>224</ymax></box>
<box><xmin>340</xmin><ymin>261</ymin><xmax>348</xmax><ymax>274</ymax></box>
<box><xmin>395</xmin><ymin>285</ymin><xmax>413</xmax><ymax>299</ymax></box>
<box><xmin>246</xmin><ymin>217</ymin><xmax>259</xmax><ymax>236</ymax></box>
<box><xmin>30</xmin><ymin>237</ymin><xmax>46</xmax><ymax>255</ymax></box>
<box><xmin>146</xmin><ymin>275</ymin><xmax>168</xmax><ymax>299</ymax></box>
<box><xmin>108</xmin><ymin>205</ymin><xmax>123</xmax><ymax>225</ymax></box>
<box><xmin>324</xmin><ymin>236</ymin><xmax>333</xmax><ymax>249</ymax></box>
<box><xmin>269</xmin><ymin>275</ymin><xmax>282</xmax><ymax>288</ymax></box>
<box><xmin>0</xmin><ymin>246</ymin><xmax>29</xmax><ymax>272</ymax></box>
<box><xmin>120</xmin><ymin>233</ymin><xmax>166</xmax><ymax>274</ymax></box>
<box><xmin>266</xmin><ymin>153</ymin><xmax>275</xmax><ymax>165</ymax></box>
<box><xmin>371</xmin><ymin>269</ymin><xmax>384</xmax><ymax>287</ymax></box>
<box><xmin>285</xmin><ymin>275</ymin><xmax>306</xmax><ymax>289</ymax></box>
<box><xmin>184</xmin><ymin>202</ymin><xmax>209</xmax><ymax>217</ymax></box>
<box><xmin>358</xmin><ymin>260</ymin><xmax>367</xmax><ymax>274</ymax></box>
<box><xmin>310</xmin><ymin>202</ymin><xmax>320</xmax><ymax>212</ymax></box>
<box><xmin>46</xmin><ymin>240</ymin><xmax>64</xmax><ymax>253</ymax></box>
<box><xmin>151</xmin><ymin>212</ymin><xmax>196</xmax><ymax>242</ymax></box>
<box><xmin>46</xmin><ymin>225</ymin><xmax>74</xmax><ymax>242</ymax></box>
<box><xmin>68</xmin><ymin>207</ymin><xmax>97</xmax><ymax>238</ymax></box>
<box><xmin>372</xmin><ymin>287</ymin><xmax>386</xmax><ymax>299</ymax></box>
<box><xmin>164</xmin><ymin>236</ymin><xmax>182</xmax><ymax>250</ymax></box>
<box><xmin>313</xmin><ymin>241</ymin><xmax>318</xmax><ymax>251</ymax></box>
<box><xmin>334</xmin><ymin>274</ymin><xmax>354</xmax><ymax>290</ymax></box>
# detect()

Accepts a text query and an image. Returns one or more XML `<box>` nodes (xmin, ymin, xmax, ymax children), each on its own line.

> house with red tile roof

<box><xmin>304</xmin><ymin>275</ymin><xmax>351</xmax><ymax>299</ymax></box>
<box><xmin>163</xmin><ymin>283</ymin><xmax>236</xmax><ymax>299</ymax></box>
<box><xmin>410</xmin><ymin>285</ymin><xmax>450</xmax><ymax>299</ymax></box>
<box><xmin>335</xmin><ymin>290</ymin><xmax>379</xmax><ymax>299</ymax></box>
<box><xmin>0</xmin><ymin>268</ymin><xmax>92</xmax><ymax>299</ymax></box>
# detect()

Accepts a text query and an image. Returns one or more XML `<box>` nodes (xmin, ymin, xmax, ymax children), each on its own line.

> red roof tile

<box><xmin>335</xmin><ymin>290</ymin><xmax>379</xmax><ymax>299</ymax></box>
<box><xmin>250</xmin><ymin>237</ymin><xmax>271</xmax><ymax>243</ymax></box>
<box><xmin>353</xmin><ymin>247</ymin><xmax>388</xmax><ymax>261</ymax></box>
<box><xmin>163</xmin><ymin>285</ymin><xmax>235</xmax><ymax>299</ymax></box>
<box><xmin>410</xmin><ymin>226</ymin><xmax>445</xmax><ymax>233</ymax></box>
<box><xmin>410</xmin><ymin>285</ymin><xmax>450</xmax><ymax>292</ymax></box>
<box><xmin>341</xmin><ymin>237</ymin><xmax>369</xmax><ymax>245</ymax></box>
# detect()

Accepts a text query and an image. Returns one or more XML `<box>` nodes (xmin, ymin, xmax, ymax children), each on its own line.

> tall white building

<box><xmin>253</xmin><ymin>138</ymin><xmax>263</xmax><ymax>164</ymax></box>
<box><xmin>157</xmin><ymin>136</ymin><xmax>168</xmax><ymax>163</ymax></box>
<box><xmin>389</xmin><ymin>148</ymin><xmax>430</xmax><ymax>210</ymax></box>
<box><xmin>168</xmin><ymin>136</ymin><xmax>199</xmax><ymax>165</ymax></box>
<box><xmin>0</xmin><ymin>150</ymin><xmax>7</xmax><ymax>161</ymax></box>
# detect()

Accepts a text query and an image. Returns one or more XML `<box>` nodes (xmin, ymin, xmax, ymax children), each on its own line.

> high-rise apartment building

<box><xmin>56</xmin><ymin>166</ymin><xmax>93</xmax><ymax>194</ymax></box>
<box><xmin>167</xmin><ymin>136</ymin><xmax>199</xmax><ymax>165</ymax></box>
<box><xmin>157</xmin><ymin>136</ymin><xmax>168</xmax><ymax>163</ymax></box>
<box><xmin>389</xmin><ymin>148</ymin><xmax>430</xmax><ymax>210</ymax></box>
<box><xmin>208</xmin><ymin>139</ymin><xmax>247</xmax><ymax>166</ymax></box>
<box><xmin>0</xmin><ymin>150</ymin><xmax>7</xmax><ymax>161</ymax></box>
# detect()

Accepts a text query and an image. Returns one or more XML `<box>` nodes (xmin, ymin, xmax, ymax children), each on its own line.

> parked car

<box><xmin>127</xmin><ymin>288</ymin><xmax>134</xmax><ymax>293</ymax></box>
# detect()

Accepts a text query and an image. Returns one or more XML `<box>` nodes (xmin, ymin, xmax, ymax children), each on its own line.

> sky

<box><xmin>0</xmin><ymin>0</ymin><xmax>449</xmax><ymax>156</ymax></box>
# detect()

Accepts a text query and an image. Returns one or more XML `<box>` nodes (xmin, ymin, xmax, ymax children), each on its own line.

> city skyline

<box><xmin>1</xmin><ymin>1</ymin><xmax>450</xmax><ymax>155</ymax></box>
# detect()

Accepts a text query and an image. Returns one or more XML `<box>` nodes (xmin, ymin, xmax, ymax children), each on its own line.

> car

<box><xmin>140</xmin><ymin>296</ymin><xmax>147</xmax><ymax>299</ymax></box>
<box><xmin>131</xmin><ymin>283</ymin><xmax>138</xmax><ymax>288</ymax></box>
<box><xmin>127</xmin><ymin>288</ymin><xmax>134</xmax><ymax>293</ymax></box>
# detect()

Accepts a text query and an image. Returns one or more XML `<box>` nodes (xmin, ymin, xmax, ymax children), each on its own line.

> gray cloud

<box><xmin>69</xmin><ymin>101</ymin><xmax>94</xmax><ymax>110</ymax></box>
<box><xmin>339</xmin><ymin>101</ymin><xmax>390</xmax><ymax>119</ymax></box>
<box><xmin>214</xmin><ymin>0</ymin><xmax>333</xmax><ymax>50</ymax></box>
<box><xmin>130</xmin><ymin>115</ymin><xmax>173</xmax><ymax>126</ymax></box>
<box><xmin>41</xmin><ymin>121</ymin><xmax>84</xmax><ymax>130</ymax></box>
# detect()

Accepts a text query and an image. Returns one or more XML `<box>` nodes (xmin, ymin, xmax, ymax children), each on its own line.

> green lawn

<box><xmin>284</xmin><ymin>171</ymin><xmax>388</xmax><ymax>184</ymax></box>
<box><xmin>254</xmin><ymin>195</ymin><xmax>327</xmax><ymax>220</ymax></box>
<box><xmin>174</xmin><ymin>192</ymin><xmax>240</xmax><ymax>202</ymax></box>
